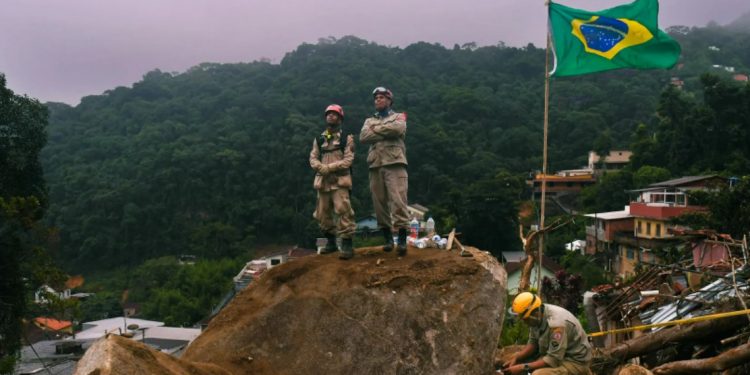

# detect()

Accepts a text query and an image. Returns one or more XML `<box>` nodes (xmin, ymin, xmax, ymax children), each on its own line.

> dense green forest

<box><xmin>42</xmin><ymin>22</ymin><xmax>750</xmax><ymax>274</ymax></box>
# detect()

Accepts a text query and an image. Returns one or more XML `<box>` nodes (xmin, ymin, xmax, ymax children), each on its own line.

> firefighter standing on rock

<box><xmin>310</xmin><ymin>104</ymin><xmax>356</xmax><ymax>260</ymax></box>
<box><xmin>359</xmin><ymin>87</ymin><xmax>410</xmax><ymax>256</ymax></box>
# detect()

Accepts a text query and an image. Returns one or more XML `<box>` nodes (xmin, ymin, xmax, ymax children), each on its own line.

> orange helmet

<box><xmin>325</xmin><ymin>104</ymin><xmax>344</xmax><ymax>119</ymax></box>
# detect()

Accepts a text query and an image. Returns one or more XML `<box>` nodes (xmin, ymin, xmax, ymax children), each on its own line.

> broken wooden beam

<box><xmin>592</xmin><ymin>312</ymin><xmax>746</xmax><ymax>374</ymax></box>
<box><xmin>651</xmin><ymin>341</ymin><xmax>750</xmax><ymax>374</ymax></box>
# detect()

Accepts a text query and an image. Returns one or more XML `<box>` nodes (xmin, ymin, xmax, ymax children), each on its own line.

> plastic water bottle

<box><xmin>410</xmin><ymin>218</ymin><xmax>419</xmax><ymax>239</ymax></box>
<box><xmin>426</xmin><ymin>217</ymin><xmax>435</xmax><ymax>235</ymax></box>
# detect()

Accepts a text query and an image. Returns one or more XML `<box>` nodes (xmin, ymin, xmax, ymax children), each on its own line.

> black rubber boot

<box><xmin>397</xmin><ymin>228</ymin><xmax>408</xmax><ymax>256</ymax></box>
<box><xmin>339</xmin><ymin>238</ymin><xmax>354</xmax><ymax>260</ymax></box>
<box><xmin>381</xmin><ymin>228</ymin><xmax>393</xmax><ymax>252</ymax></box>
<box><xmin>320</xmin><ymin>232</ymin><xmax>337</xmax><ymax>254</ymax></box>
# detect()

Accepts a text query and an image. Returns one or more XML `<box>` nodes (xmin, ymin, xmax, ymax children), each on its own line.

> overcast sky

<box><xmin>1</xmin><ymin>0</ymin><xmax>747</xmax><ymax>105</ymax></box>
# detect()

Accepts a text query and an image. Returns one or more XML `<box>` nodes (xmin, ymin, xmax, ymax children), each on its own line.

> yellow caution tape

<box><xmin>588</xmin><ymin>308</ymin><xmax>750</xmax><ymax>337</ymax></box>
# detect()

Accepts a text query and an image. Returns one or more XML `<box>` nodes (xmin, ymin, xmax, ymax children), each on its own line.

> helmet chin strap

<box><xmin>521</xmin><ymin>294</ymin><xmax>538</xmax><ymax>319</ymax></box>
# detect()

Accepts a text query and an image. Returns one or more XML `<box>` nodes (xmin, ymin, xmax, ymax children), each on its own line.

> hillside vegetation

<box><xmin>42</xmin><ymin>25</ymin><xmax>750</xmax><ymax>273</ymax></box>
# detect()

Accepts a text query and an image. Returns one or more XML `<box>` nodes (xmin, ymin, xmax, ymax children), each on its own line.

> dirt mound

<box><xmin>75</xmin><ymin>245</ymin><xmax>507</xmax><ymax>374</ymax></box>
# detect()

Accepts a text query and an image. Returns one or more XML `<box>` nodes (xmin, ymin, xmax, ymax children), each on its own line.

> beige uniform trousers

<box><xmin>369</xmin><ymin>164</ymin><xmax>409</xmax><ymax>229</ymax></box>
<box><xmin>532</xmin><ymin>361</ymin><xmax>592</xmax><ymax>375</ymax></box>
<box><xmin>315</xmin><ymin>188</ymin><xmax>355</xmax><ymax>239</ymax></box>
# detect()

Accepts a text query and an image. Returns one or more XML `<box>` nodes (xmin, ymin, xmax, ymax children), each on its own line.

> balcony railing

<box><xmin>636</xmin><ymin>191</ymin><xmax>687</xmax><ymax>207</ymax></box>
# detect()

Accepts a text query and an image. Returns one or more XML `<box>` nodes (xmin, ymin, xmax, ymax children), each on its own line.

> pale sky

<box><xmin>1</xmin><ymin>0</ymin><xmax>747</xmax><ymax>105</ymax></box>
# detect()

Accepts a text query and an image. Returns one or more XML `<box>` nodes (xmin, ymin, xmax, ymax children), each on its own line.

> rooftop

<box><xmin>77</xmin><ymin>317</ymin><xmax>164</xmax><ymax>340</ymax></box>
<box><xmin>589</xmin><ymin>150</ymin><xmax>632</xmax><ymax>164</ymax></box>
<box><xmin>504</xmin><ymin>255</ymin><xmax>563</xmax><ymax>274</ymax></box>
<box><xmin>648</xmin><ymin>175</ymin><xmax>721</xmax><ymax>188</ymax></box>
<box><xmin>584</xmin><ymin>208</ymin><xmax>632</xmax><ymax>220</ymax></box>
<box><xmin>15</xmin><ymin>339</ymin><xmax>90</xmax><ymax>375</ymax></box>
<box><xmin>34</xmin><ymin>317</ymin><xmax>72</xmax><ymax>332</ymax></box>
<box><xmin>501</xmin><ymin>251</ymin><xmax>526</xmax><ymax>263</ymax></box>
<box><xmin>533</xmin><ymin>173</ymin><xmax>595</xmax><ymax>181</ymax></box>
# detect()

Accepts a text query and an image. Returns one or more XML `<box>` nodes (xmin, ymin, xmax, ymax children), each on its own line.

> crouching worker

<box><xmin>502</xmin><ymin>292</ymin><xmax>592</xmax><ymax>375</ymax></box>
<box><xmin>309</xmin><ymin>104</ymin><xmax>356</xmax><ymax>260</ymax></box>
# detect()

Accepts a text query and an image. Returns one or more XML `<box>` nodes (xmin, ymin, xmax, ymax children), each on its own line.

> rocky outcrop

<box><xmin>74</xmin><ymin>334</ymin><xmax>228</xmax><ymax>375</ymax></box>
<box><xmin>75</xmin><ymin>245</ymin><xmax>507</xmax><ymax>374</ymax></box>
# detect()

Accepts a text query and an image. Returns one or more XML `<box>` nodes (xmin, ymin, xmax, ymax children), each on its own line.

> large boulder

<box><xmin>75</xmin><ymin>245</ymin><xmax>507</xmax><ymax>374</ymax></box>
<box><xmin>185</xmin><ymin>245</ymin><xmax>507</xmax><ymax>374</ymax></box>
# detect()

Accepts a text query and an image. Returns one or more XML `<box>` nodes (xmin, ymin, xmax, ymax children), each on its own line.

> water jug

<box><xmin>426</xmin><ymin>217</ymin><xmax>435</xmax><ymax>235</ymax></box>
<box><xmin>410</xmin><ymin>218</ymin><xmax>419</xmax><ymax>239</ymax></box>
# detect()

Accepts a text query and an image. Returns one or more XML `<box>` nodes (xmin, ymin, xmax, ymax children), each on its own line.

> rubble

<box><xmin>74</xmin><ymin>244</ymin><xmax>507</xmax><ymax>374</ymax></box>
<box><xmin>584</xmin><ymin>231</ymin><xmax>750</xmax><ymax>375</ymax></box>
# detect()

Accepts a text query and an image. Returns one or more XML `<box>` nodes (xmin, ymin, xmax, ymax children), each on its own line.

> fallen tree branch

<box><xmin>603</xmin><ymin>314</ymin><xmax>744</xmax><ymax>361</ymax></box>
<box><xmin>518</xmin><ymin>224</ymin><xmax>539</xmax><ymax>293</ymax></box>
<box><xmin>517</xmin><ymin>219</ymin><xmax>569</xmax><ymax>292</ymax></box>
<box><xmin>592</xmin><ymin>313</ymin><xmax>745</xmax><ymax>374</ymax></box>
<box><xmin>651</xmin><ymin>341</ymin><xmax>750</xmax><ymax>374</ymax></box>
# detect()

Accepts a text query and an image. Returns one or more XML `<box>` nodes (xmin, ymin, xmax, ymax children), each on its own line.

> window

<box><xmin>655</xmin><ymin>224</ymin><xmax>662</xmax><ymax>237</ymax></box>
<box><xmin>271</xmin><ymin>259</ymin><xmax>281</xmax><ymax>266</ymax></box>
<box><xmin>627</xmin><ymin>248</ymin><xmax>634</xmax><ymax>259</ymax></box>
<box><xmin>677</xmin><ymin>194</ymin><xmax>686</xmax><ymax>206</ymax></box>
<box><xmin>646</xmin><ymin>222</ymin><xmax>651</xmax><ymax>235</ymax></box>
<box><xmin>637</xmin><ymin>221</ymin><xmax>642</xmax><ymax>234</ymax></box>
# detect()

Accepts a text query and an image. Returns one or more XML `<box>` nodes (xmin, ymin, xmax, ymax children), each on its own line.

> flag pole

<box><xmin>537</xmin><ymin>1</ymin><xmax>552</xmax><ymax>293</ymax></box>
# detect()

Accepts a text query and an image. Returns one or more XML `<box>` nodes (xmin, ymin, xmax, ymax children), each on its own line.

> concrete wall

<box><xmin>635</xmin><ymin>218</ymin><xmax>669</xmax><ymax>239</ymax></box>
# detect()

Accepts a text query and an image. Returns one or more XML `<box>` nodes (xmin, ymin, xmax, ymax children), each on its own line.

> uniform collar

<box><xmin>322</xmin><ymin>128</ymin><xmax>341</xmax><ymax>142</ymax></box>
<box><xmin>323</xmin><ymin>125</ymin><xmax>341</xmax><ymax>134</ymax></box>
<box><xmin>374</xmin><ymin>109</ymin><xmax>394</xmax><ymax>118</ymax></box>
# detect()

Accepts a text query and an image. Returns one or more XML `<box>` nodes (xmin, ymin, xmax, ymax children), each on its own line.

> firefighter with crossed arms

<box><xmin>359</xmin><ymin>86</ymin><xmax>410</xmax><ymax>256</ymax></box>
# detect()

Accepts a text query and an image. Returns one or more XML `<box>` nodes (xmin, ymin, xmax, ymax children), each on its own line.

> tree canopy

<box><xmin>39</xmin><ymin>25</ymin><xmax>750</xmax><ymax>273</ymax></box>
<box><xmin>0</xmin><ymin>74</ymin><xmax>52</xmax><ymax>373</ymax></box>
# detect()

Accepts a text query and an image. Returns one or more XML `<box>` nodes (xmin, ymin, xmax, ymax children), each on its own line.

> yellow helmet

<box><xmin>511</xmin><ymin>292</ymin><xmax>542</xmax><ymax>319</ymax></box>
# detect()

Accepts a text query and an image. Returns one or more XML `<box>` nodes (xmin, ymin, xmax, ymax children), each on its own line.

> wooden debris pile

<box><xmin>586</xmin><ymin>233</ymin><xmax>750</xmax><ymax>375</ymax></box>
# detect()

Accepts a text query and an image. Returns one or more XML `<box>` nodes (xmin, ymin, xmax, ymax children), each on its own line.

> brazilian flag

<box><xmin>549</xmin><ymin>0</ymin><xmax>681</xmax><ymax>77</ymax></box>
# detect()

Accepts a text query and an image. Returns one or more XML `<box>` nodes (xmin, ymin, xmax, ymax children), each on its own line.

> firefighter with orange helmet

<box><xmin>309</xmin><ymin>104</ymin><xmax>356</xmax><ymax>260</ymax></box>
<box><xmin>502</xmin><ymin>292</ymin><xmax>592</xmax><ymax>375</ymax></box>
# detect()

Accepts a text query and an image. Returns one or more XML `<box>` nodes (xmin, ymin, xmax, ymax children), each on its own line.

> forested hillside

<box><xmin>42</xmin><ymin>25</ymin><xmax>750</xmax><ymax>272</ymax></box>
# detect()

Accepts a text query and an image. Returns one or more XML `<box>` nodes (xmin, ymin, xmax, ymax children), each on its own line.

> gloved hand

<box><xmin>318</xmin><ymin>164</ymin><xmax>331</xmax><ymax>175</ymax></box>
